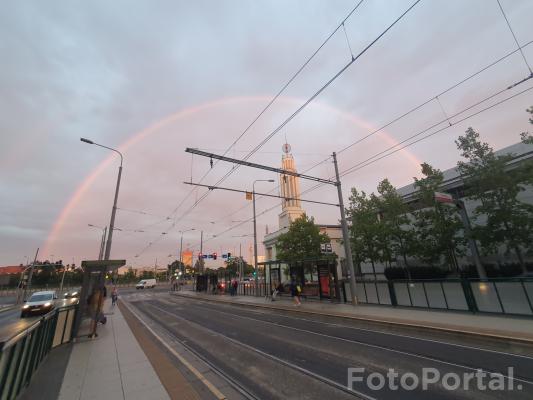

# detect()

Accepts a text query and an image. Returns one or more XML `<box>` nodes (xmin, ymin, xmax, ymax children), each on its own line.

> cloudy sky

<box><xmin>1</xmin><ymin>0</ymin><xmax>532</xmax><ymax>268</ymax></box>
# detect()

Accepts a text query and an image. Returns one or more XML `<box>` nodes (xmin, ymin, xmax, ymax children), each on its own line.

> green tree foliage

<box><xmin>376</xmin><ymin>179</ymin><xmax>416</xmax><ymax>268</ymax></box>
<box><xmin>520</xmin><ymin>106</ymin><xmax>533</xmax><ymax>144</ymax></box>
<box><xmin>456</xmin><ymin>126</ymin><xmax>533</xmax><ymax>272</ymax></box>
<box><xmin>224</xmin><ymin>256</ymin><xmax>254</xmax><ymax>276</ymax></box>
<box><xmin>346</xmin><ymin>189</ymin><xmax>381</xmax><ymax>273</ymax></box>
<box><xmin>413</xmin><ymin>163</ymin><xmax>465</xmax><ymax>268</ymax></box>
<box><xmin>275</xmin><ymin>214</ymin><xmax>331</xmax><ymax>263</ymax></box>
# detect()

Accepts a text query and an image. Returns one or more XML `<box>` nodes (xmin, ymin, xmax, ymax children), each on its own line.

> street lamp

<box><xmin>81</xmin><ymin>138</ymin><xmax>123</xmax><ymax>260</ymax></box>
<box><xmin>88</xmin><ymin>224</ymin><xmax>107</xmax><ymax>260</ymax></box>
<box><xmin>253</xmin><ymin>179</ymin><xmax>275</xmax><ymax>294</ymax></box>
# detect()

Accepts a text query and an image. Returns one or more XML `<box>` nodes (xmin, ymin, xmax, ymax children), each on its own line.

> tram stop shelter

<box><xmin>261</xmin><ymin>257</ymin><xmax>343</xmax><ymax>301</ymax></box>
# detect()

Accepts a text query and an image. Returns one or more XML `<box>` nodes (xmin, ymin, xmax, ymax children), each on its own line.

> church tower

<box><xmin>278</xmin><ymin>143</ymin><xmax>305</xmax><ymax>229</ymax></box>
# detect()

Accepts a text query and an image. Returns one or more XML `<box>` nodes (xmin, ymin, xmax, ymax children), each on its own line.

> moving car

<box><xmin>21</xmin><ymin>290</ymin><xmax>57</xmax><ymax>318</ymax></box>
<box><xmin>64</xmin><ymin>288</ymin><xmax>80</xmax><ymax>299</ymax></box>
<box><xmin>136</xmin><ymin>279</ymin><xmax>156</xmax><ymax>289</ymax></box>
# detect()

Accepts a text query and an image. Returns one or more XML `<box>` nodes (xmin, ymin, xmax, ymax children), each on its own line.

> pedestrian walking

<box><xmin>290</xmin><ymin>277</ymin><xmax>301</xmax><ymax>306</ymax></box>
<box><xmin>232</xmin><ymin>279</ymin><xmax>238</xmax><ymax>296</ymax></box>
<box><xmin>111</xmin><ymin>286</ymin><xmax>118</xmax><ymax>306</ymax></box>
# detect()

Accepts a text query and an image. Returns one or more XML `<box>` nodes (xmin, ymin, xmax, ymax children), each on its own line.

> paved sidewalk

<box><xmin>176</xmin><ymin>290</ymin><xmax>533</xmax><ymax>342</ymax></box>
<box><xmin>58</xmin><ymin>301</ymin><xmax>170</xmax><ymax>400</ymax></box>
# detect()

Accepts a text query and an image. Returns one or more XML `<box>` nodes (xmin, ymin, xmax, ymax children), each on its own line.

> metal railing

<box><xmin>0</xmin><ymin>303</ymin><xmax>77</xmax><ymax>400</ymax></box>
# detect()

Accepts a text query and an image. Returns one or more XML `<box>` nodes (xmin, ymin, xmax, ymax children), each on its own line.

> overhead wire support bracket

<box><xmin>183</xmin><ymin>181</ymin><xmax>339</xmax><ymax>207</ymax></box>
<box><xmin>185</xmin><ymin>148</ymin><xmax>336</xmax><ymax>186</ymax></box>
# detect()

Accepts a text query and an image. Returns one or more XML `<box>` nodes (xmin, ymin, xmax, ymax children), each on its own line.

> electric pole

<box><xmin>333</xmin><ymin>152</ymin><xmax>358</xmax><ymax>305</ymax></box>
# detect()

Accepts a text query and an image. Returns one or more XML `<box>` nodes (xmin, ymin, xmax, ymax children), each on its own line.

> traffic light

<box><xmin>213</xmin><ymin>252</ymin><xmax>217</xmax><ymax>260</ymax></box>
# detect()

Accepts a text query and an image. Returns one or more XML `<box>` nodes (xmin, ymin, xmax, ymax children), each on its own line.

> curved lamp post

<box><xmin>81</xmin><ymin>138</ymin><xmax>123</xmax><ymax>260</ymax></box>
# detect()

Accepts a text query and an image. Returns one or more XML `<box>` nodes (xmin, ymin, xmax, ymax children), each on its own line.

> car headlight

<box><xmin>23</xmin><ymin>305</ymin><xmax>29</xmax><ymax>309</ymax></box>
<box><xmin>44</xmin><ymin>302</ymin><xmax>51</xmax><ymax>307</ymax></box>
<box><xmin>71</xmin><ymin>292</ymin><xmax>78</xmax><ymax>296</ymax></box>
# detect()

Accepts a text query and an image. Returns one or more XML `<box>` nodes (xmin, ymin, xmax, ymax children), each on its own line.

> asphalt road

<box><xmin>125</xmin><ymin>293</ymin><xmax>533</xmax><ymax>400</ymax></box>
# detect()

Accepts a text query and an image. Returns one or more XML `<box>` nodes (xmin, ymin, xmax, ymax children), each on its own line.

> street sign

<box><xmin>434</xmin><ymin>191</ymin><xmax>454</xmax><ymax>204</ymax></box>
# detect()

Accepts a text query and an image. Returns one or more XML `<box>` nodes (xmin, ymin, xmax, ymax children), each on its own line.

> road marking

<box><xmin>177</xmin><ymin>294</ymin><xmax>533</xmax><ymax>360</ymax></box>
<box><xmin>121</xmin><ymin>301</ymin><xmax>227</xmax><ymax>400</ymax></box>
<box><xmin>179</xmin><ymin>299</ymin><xmax>533</xmax><ymax>387</ymax></box>
<box><xmin>146</xmin><ymin>302</ymin><xmax>376</xmax><ymax>400</ymax></box>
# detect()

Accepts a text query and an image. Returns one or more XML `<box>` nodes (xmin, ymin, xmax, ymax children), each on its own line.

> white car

<box><xmin>21</xmin><ymin>290</ymin><xmax>57</xmax><ymax>318</ymax></box>
<box><xmin>136</xmin><ymin>279</ymin><xmax>156</xmax><ymax>289</ymax></box>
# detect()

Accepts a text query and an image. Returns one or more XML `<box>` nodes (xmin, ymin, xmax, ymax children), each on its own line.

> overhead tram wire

<box><xmin>197</xmin><ymin>80</ymin><xmax>533</xmax><ymax>247</ymax></box>
<box><xmin>339</xmin><ymin>84</ymin><xmax>533</xmax><ymax>177</ymax></box>
<box><xmin>496</xmin><ymin>0</ymin><xmax>532</xmax><ymax>75</ymax></box>
<box><xmin>130</xmin><ymin>1</ymin><xmax>368</xmax><ymax>258</ymax></box>
<box><xmin>294</xmin><ymin>39</ymin><xmax>533</xmax><ymax>178</ymax></box>
<box><xmin>147</xmin><ymin>0</ymin><xmax>367</xmax><ymax>225</ymax></box>
<box><xmin>172</xmin><ymin>0</ymin><xmax>421</xmax><ymax>219</ymax></box>
<box><xmin>134</xmin><ymin>34</ymin><xmax>533</xmax><ymax>260</ymax></box>
<box><xmin>194</xmin><ymin>40</ymin><xmax>533</xmax><ymax>230</ymax></box>
<box><xmin>132</xmin><ymin>1</ymin><xmax>421</xmax><ymax>258</ymax></box>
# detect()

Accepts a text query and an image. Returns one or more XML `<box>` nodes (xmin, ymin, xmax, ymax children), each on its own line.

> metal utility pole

<box><xmin>24</xmin><ymin>247</ymin><xmax>39</xmax><ymax>301</ymax></box>
<box><xmin>457</xmin><ymin>200</ymin><xmax>486</xmax><ymax>279</ymax></box>
<box><xmin>99</xmin><ymin>227</ymin><xmax>107</xmax><ymax>260</ymax></box>
<box><xmin>89</xmin><ymin>224</ymin><xmax>107</xmax><ymax>260</ymax></box>
<box><xmin>253</xmin><ymin>179</ymin><xmax>275</xmax><ymax>295</ymax></box>
<box><xmin>59</xmin><ymin>265</ymin><xmax>69</xmax><ymax>293</ymax></box>
<box><xmin>333</xmin><ymin>152</ymin><xmax>358</xmax><ymax>305</ymax></box>
<box><xmin>200</xmin><ymin>230</ymin><xmax>203</xmax><ymax>273</ymax></box>
<box><xmin>239</xmin><ymin>243</ymin><xmax>243</xmax><ymax>278</ymax></box>
<box><xmin>80</xmin><ymin>138</ymin><xmax>123</xmax><ymax>261</ymax></box>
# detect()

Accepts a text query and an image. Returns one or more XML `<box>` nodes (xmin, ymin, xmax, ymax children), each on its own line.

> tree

<box><xmin>225</xmin><ymin>256</ymin><xmax>254</xmax><ymax>277</ymax></box>
<box><xmin>412</xmin><ymin>163</ymin><xmax>465</xmax><ymax>269</ymax></box>
<box><xmin>275</xmin><ymin>214</ymin><xmax>331</xmax><ymax>263</ymax></box>
<box><xmin>520</xmin><ymin>106</ymin><xmax>533</xmax><ymax>145</ymax></box>
<box><xmin>456</xmin><ymin>126</ymin><xmax>533</xmax><ymax>273</ymax></box>
<box><xmin>346</xmin><ymin>189</ymin><xmax>382</xmax><ymax>275</ymax></box>
<box><xmin>376</xmin><ymin>179</ymin><xmax>416</xmax><ymax>268</ymax></box>
<box><xmin>167</xmin><ymin>260</ymin><xmax>185</xmax><ymax>276</ymax></box>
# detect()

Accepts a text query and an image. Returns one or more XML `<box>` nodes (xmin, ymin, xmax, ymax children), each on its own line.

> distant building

<box><xmin>0</xmin><ymin>265</ymin><xmax>24</xmax><ymax>285</ymax></box>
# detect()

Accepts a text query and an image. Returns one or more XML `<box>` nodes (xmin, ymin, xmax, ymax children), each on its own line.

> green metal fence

<box><xmin>0</xmin><ymin>304</ymin><xmax>77</xmax><ymax>400</ymax></box>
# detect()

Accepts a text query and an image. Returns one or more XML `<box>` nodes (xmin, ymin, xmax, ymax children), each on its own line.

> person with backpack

<box><xmin>290</xmin><ymin>277</ymin><xmax>301</xmax><ymax>306</ymax></box>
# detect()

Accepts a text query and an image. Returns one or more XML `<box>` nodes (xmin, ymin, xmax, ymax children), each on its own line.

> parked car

<box><xmin>136</xmin><ymin>279</ymin><xmax>156</xmax><ymax>289</ymax></box>
<box><xmin>21</xmin><ymin>291</ymin><xmax>57</xmax><ymax>318</ymax></box>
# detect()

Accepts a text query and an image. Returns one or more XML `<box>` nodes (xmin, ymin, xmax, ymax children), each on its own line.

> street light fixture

<box><xmin>253</xmin><ymin>179</ymin><xmax>275</xmax><ymax>294</ymax></box>
<box><xmin>81</xmin><ymin>138</ymin><xmax>123</xmax><ymax>260</ymax></box>
<box><xmin>88</xmin><ymin>224</ymin><xmax>107</xmax><ymax>260</ymax></box>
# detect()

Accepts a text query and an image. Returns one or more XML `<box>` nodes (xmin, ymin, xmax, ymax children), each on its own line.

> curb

<box><xmin>173</xmin><ymin>292</ymin><xmax>533</xmax><ymax>346</ymax></box>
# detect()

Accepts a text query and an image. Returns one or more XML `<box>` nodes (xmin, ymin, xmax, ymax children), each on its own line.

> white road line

<box><xmin>121</xmin><ymin>301</ymin><xmax>227</xmax><ymax>400</ymax></box>
<box><xmin>146</xmin><ymin>302</ymin><xmax>375</xmax><ymax>400</ymax></box>
<box><xmin>181</xmin><ymin>299</ymin><xmax>533</xmax><ymax>387</ymax></box>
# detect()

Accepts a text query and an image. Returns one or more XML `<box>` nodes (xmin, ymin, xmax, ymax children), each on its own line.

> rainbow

<box><xmin>42</xmin><ymin>96</ymin><xmax>422</xmax><ymax>256</ymax></box>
